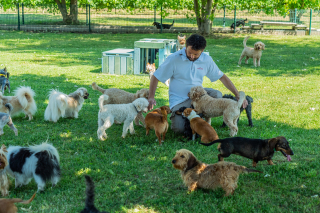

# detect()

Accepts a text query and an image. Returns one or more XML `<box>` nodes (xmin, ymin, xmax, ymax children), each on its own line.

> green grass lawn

<box><xmin>0</xmin><ymin>31</ymin><xmax>320</xmax><ymax>213</ymax></box>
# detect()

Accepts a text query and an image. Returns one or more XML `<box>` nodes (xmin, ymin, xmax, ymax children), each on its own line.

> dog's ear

<box><xmin>1</xmin><ymin>144</ymin><xmax>7</xmax><ymax>153</ymax></box>
<box><xmin>4</xmin><ymin>67</ymin><xmax>6</xmax><ymax>72</ymax></box>
<box><xmin>78</xmin><ymin>89</ymin><xmax>84</xmax><ymax>97</ymax></box>
<box><xmin>262</xmin><ymin>43</ymin><xmax>265</xmax><ymax>50</ymax></box>
<box><xmin>186</xmin><ymin>154</ymin><xmax>198</xmax><ymax>171</ymax></box>
<box><xmin>268</xmin><ymin>138</ymin><xmax>279</xmax><ymax>151</ymax></box>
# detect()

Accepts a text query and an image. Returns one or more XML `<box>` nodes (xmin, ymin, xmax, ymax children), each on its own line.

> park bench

<box><xmin>259</xmin><ymin>21</ymin><xmax>307</xmax><ymax>30</ymax></box>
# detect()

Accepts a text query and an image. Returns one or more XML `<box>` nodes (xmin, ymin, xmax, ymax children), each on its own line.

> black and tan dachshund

<box><xmin>152</xmin><ymin>20</ymin><xmax>174</xmax><ymax>29</ymax></box>
<box><xmin>230</xmin><ymin>18</ymin><xmax>247</xmax><ymax>29</ymax></box>
<box><xmin>201</xmin><ymin>136</ymin><xmax>294</xmax><ymax>167</ymax></box>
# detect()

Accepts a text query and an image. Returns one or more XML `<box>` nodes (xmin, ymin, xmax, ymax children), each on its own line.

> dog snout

<box><xmin>172</xmin><ymin>159</ymin><xmax>176</xmax><ymax>164</ymax></box>
<box><xmin>289</xmin><ymin>150</ymin><xmax>294</xmax><ymax>155</ymax></box>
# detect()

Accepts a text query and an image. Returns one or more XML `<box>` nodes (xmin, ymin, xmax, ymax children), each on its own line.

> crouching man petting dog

<box><xmin>148</xmin><ymin>34</ymin><xmax>248</xmax><ymax>134</ymax></box>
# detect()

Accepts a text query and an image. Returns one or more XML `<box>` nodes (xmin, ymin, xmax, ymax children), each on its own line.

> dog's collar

<box><xmin>184</xmin><ymin>162</ymin><xmax>199</xmax><ymax>172</ymax></box>
<box><xmin>132</xmin><ymin>103</ymin><xmax>140</xmax><ymax>113</ymax></box>
<box><xmin>0</xmin><ymin>74</ymin><xmax>6</xmax><ymax>77</ymax></box>
<box><xmin>187</xmin><ymin>113</ymin><xmax>200</xmax><ymax>121</ymax></box>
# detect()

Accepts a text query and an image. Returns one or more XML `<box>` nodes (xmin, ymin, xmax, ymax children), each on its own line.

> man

<box><xmin>148</xmin><ymin>34</ymin><xmax>247</xmax><ymax>134</ymax></box>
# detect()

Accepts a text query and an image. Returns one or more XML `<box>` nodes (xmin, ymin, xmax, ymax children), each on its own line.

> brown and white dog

<box><xmin>0</xmin><ymin>86</ymin><xmax>37</xmax><ymax>120</ymax></box>
<box><xmin>175</xmin><ymin>108</ymin><xmax>218</xmax><ymax>143</ymax></box>
<box><xmin>238</xmin><ymin>36</ymin><xmax>265</xmax><ymax>67</ymax></box>
<box><xmin>145</xmin><ymin>106</ymin><xmax>171</xmax><ymax>145</ymax></box>
<box><xmin>177</xmin><ymin>34</ymin><xmax>186</xmax><ymax>51</ymax></box>
<box><xmin>0</xmin><ymin>192</ymin><xmax>36</xmax><ymax>213</ymax></box>
<box><xmin>172</xmin><ymin>149</ymin><xmax>262</xmax><ymax>196</ymax></box>
<box><xmin>0</xmin><ymin>144</ymin><xmax>9</xmax><ymax>197</ymax></box>
<box><xmin>146</xmin><ymin>63</ymin><xmax>170</xmax><ymax>87</ymax></box>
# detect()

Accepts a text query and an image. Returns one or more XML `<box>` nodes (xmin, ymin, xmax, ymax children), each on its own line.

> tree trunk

<box><xmin>193</xmin><ymin>0</ymin><xmax>214</xmax><ymax>35</ymax></box>
<box><xmin>54</xmin><ymin>0</ymin><xmax>79</xmax><ymax>24</ymax></box>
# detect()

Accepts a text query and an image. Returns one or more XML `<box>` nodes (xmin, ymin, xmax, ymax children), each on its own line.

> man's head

<box><xmin>185</xmin><ymin>34</ymin><xmax>206</xmax><ymax>61</ymax></box>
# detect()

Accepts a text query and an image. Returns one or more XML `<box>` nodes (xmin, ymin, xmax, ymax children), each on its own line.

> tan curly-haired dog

<box><xmin>172</xmin><ymin>149</ymin><xmax>262</xmax><ymax>196</ymax></box>
<box><xmin>188</xmin><ymin>86</ymin><xmax>245</xmax><ymax>137</ymax></box>
<box><xmin>238</xmin><ymin>36</ymin><xmax>265</xmax><ymax>67</ymax></box>
<box><xmin>92</xmin><ymin>82</ymin><xmax>149</xmax><ymax>127</ymax></box>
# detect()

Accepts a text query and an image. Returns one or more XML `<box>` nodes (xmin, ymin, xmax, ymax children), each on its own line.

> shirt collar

<box><xmin>179</xmin><ymin>47</ymin><xmax>205</xmax><ymax>62</ymax></box>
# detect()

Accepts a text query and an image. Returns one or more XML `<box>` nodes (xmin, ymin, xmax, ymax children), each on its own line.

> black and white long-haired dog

<box><xmin>6</xmin><ymin>143</ymin><xmax>60</xmax><ymax>191</ymax></box>
<box><xmin>81</xmin><ymin>175</ymin><xmax>109</xmax><ymax>213</ymax></box>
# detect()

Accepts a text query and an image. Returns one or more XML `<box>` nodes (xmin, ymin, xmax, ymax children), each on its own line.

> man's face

<box><xmin>185</xmin><ymin>46</ymin><xmax>203</xmax><ymax>61</ymax></box>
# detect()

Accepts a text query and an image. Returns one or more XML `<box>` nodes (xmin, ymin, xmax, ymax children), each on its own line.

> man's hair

<box><xmin>186</xmin><ymin>34</ymin><xmax>206</xmax><ymax>50</ymax></box>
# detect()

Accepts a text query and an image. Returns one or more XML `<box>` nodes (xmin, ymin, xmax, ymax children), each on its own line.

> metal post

<box><xmin>161</xmin><ymin>6</ymin><xmax>163</xmax><ymax>33</ymax></box>
<box><xmin>86</xmin><ymin>4</ymin><xmax>88</xmax><ymax>25</ymax></box>
<box><xmin>89</xmin><ymin>4</ymin><xmax>91</xmax><ymax>32</ymax></box>
<box><xmin>17</xmin><ymin>3</ymin><xmax>20</xmax><ymax>31</ymax></box>
<box><xmin>154</xmin><ymin>6</ymin><xmax>156</xmax><ymax>22</ymax></box>
<box><xmin>294</xmin><ymin>8</ymin><xmax>297</xmax><ymax>23</ymax></box>
<box><xmin>22</xmin><ymin>3</ymin><xmax>24</xmax><ymax>25</ymax></box>
<box><xmin>234</xmin><ymin>6</ymin><xmax>236</xmax><ymax>33</ymax></box>
<box><xmin>309</xmin><ymin>9</ymin><xmax>312</xmax><ymax>35</ymax></box>
<box><xmin>223</xmin><ymin>5</ymin><xmax>226</xmax><ymax>27</ymax></box>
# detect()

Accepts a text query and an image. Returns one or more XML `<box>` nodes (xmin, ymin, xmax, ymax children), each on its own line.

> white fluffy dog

<box><xmin>0</xmin><ymin>86</ymin><xmax>37</xmax><ymax>120</ymax></box>
<box><xmin>6</xmin><ymin>143</ymin><xmax>61</xmax><ymax>192</ymax></box>
<box><xmin>44</xmin><ymin>87</ymin><xmax>89</xmax><ymax>122</ymax></box>
<box><xmin>97</xmin><ymin>95</ymin><xmax>149</xmax><ymax>140</ymax></box>
<box><xmin>238</xmin><ymin>36</ymin><xmax>265</xmax><ymax>67</ymax></box>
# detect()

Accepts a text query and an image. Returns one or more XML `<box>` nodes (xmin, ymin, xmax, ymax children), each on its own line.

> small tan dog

<box><xmin>177</xmin><ymin>34</ymin><xmax>186</xmax><ymax>51</ymax></box>
<box><xmin>92</xmin><ymin>82</ymin><xmax>149</xmax><ymax>127</ymax></box>
<box><xmin>145</xmin><ymin>106</ymin><xmax>171</xmax><ymax>145</ymax></box>
<box><xmin>0</xmin><ymin>192</ymin><xmax>36</xmax><ymax>213</ymax></box>
<box><xmin>188</xmin><ymin>86</ymin><xmax>245</xmax><ymax>137</ymax></box>
<box><xmin>44</xmin><ymin>88</ymin><xmax>89</xmax><ymax>122</ymax></box>
<box><xmin>238</xmin><ymin>36</ymin><xmax>265</xmax><ymax>67</ymax></box>
<box><xmin>0</xmin><ymin>144</ymin><xmax>9</xmax><ymax>197</ymax></box>
<box><xmin>0</xmin><ymin>86</ymin><xmax>37</xmax><ymax>120</ymax></box>
<box><xmin>146</xmin><ymin>63</ymin><xmax>170</xmax><ymax>87</ymax></box>
<box><xmin>172</xmin><ymin>149</ymin><xmax>262</xmax><ymax>196</ymax></box>
<box><xmin>175</xmin><ymin>108</ymin><xmax>218</xmax><ymax>143</ymax></box>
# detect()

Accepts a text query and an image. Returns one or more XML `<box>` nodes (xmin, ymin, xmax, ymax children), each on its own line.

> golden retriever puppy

<box><xmin>92</xmin><ymin>82</ymin><xmax>149</xmax><ymax>127</ymax></box>
<box><xmin>0</xmin><ymin>86</ymin><xmax>37</xmax><ymax>120</ymax></box>
<box><xmin>44</xmin><ymin>87</ymin><xmax>89</xmax><ymax>122</ymax></box>
<box><xmin>238</xmin><ymin>36</ymin><xmax>265</xmax><ymax>67</ymax></box>
<box><xmin>188</xmin><ymin>86</ymin><xmax>245</xmax><ymax>137</ymax></box>
<box><xmin>172</xmin><ymin>149</ymin><xmax>262</xmax><ymax>196</ymax></box>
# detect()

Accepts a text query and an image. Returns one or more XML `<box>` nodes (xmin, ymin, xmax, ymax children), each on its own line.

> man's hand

<box><xmin>148</xmin><ymin>98</ymin><xmax>156</xmax><ymax>111</ymax></box>
<box><xmin>236</xmin><ymin>96</ymin><xmax>248</xmax><ymax>108</ymax></box>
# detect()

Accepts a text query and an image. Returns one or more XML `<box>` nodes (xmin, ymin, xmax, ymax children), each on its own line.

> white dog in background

<box><xmin>6</xmin><ymin>143</ymin><xmax>61</xmax><ymax>192</ymax></box>
<box><xmin>238</xmin><ymin>36</ymin><xmax>265</xmax><ymax>67</ymax></box>
<box><xmin>44</xmin><ymin>87</ymin><xmax>89</xmax><ymax>122</ymax></box>
<box><xmin>97</xmin><ymin>95</ymin><xmax>149</xmax><ymax>140</ymax></box>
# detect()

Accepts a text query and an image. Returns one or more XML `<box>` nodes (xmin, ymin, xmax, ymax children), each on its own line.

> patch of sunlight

<box><xmin>60</xmin><ymin>132</ymin><xmax>72</xmax><ymax>138</ymax></box>
<box><xmin>288</xmin><ymin>163</ymin><xmax>298</xmax><ymax>169</ymax></box>
<box><xmin>108</xmin><ymin>40</ymin><xmax>120</xmax><ymax>43</ymax></box>
<box><xmin>75</xmin><ymin>168</ymin><xmax>101</xmax><ymax>176</ymax></box>
<box><xmin>123</xmin><ymin>204</ymin><xmax>158</xmax><ymax>213</ymax></box>
<box><xmin>124</xmin><ymin>181</ymin><xmax>131</xmax><ymax>186</ymax></box>
<box><xmin>111</xmin><ymin>161</ymin><xmax>120</xmax><ymax>165</ymax></box>
<box><xmin>160</xmin><ymin>156</ymin><xmax>167</xmax><ymax>161</ymax></box>
<box><xmin>148</xmin><ymin>156</ymin><xmax>156</xmax><ymax>161</ymax></box>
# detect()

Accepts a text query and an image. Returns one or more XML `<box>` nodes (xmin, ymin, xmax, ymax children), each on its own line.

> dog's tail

<box><xmin>92</xmin><ymin>82</ymin><xmax>107</xmax><ymax>94</ymax></box>
<box><xmin>4</xmin><ymin>103</ymin><xmax>13</xmax><ymax>113</ymax></box>
<box><xmin>237</xmin><ymin>91</ymin><xmax>246</xmax><ymax>109</ymax></box>
<box><xmin>14</xmin><ymin>86</ymin><xmax>37</xmax><ymax>114</ymax></box>
<box><xmin>83</xmin><ymin>175</ymin><xmax>97</xmax><ymax>210</ymax></box>
<box><xmin>99</xmin><ymin>94</ymin><xmax>109</xmax><ymax>110</ymax></box>
<box><xmin>171</xmin><ymin>20</ymin><xmax>175</xmax><ymax>26</ymax></box>
<box><xmin>9</xmin><ymin>192</ymin><xmax>36</xmax><ymax>204</ymax></box>
<box><xmin>200</xmin><ymin>139</ymin><xmax>224</xmax><ymax>146</ymax></box>
<box><xmin>243</xmin><ymin>36</ymin><xmax>250</xmax><ymax>48</ymax></box>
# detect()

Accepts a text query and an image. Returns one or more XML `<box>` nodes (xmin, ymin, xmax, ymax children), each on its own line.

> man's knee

<box><xmin>204</xmin><ymin>88</ymin><xmax>222</xmax><ymax>98</ymax></box>
<box><xmin>170</xmin><ymin>114</ymin><xmax>185</xmax><ymax>134</ymax></box>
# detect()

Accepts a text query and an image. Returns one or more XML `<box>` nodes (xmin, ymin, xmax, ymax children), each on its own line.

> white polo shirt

<box><xmin>154</xmin><ymin>47</ymin><xmax>224</xmax><ymax>109</ymax></box>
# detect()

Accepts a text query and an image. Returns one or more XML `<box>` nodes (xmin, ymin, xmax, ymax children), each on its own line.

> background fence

<box><xmin>0</xmin><ymin>4</ymin><xmax>319</xmax><ymax>34</ymax></box>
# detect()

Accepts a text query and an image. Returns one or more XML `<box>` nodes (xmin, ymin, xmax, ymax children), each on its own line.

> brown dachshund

<box><xmin>0</xmin><ymin>192</ymin><xmax>36</xmax><ymax>213</ymax></box>
<box><xmin>145</xmin><ymin>106</ymin><xmax>172</xmax><ymax>145</ymax></box>
<box><xmin>201</xmin><ymin>136</ymin><xmax>294</xmax><ymax>167</ymax></box>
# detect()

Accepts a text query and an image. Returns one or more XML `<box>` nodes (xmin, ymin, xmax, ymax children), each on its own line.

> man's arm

<box><xmin>219</xmin><ymin>74</ymin><xmax>248</xmax><ymax>108</ymax></box>
<box><xmin>148</xmin><ymin>75</ymin><xmax>159</xmax><ymax>110</ymax></box>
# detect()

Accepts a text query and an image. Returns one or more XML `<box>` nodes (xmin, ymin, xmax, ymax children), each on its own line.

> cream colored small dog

<box><xmin>0</xmin><ymin>86</ymin><xmax>37</xmax><ymax>120</ymax></box>
<box><xmin>92</xmin><ymin>82</ymin><xmax>149</xmax><ymax>127</ymax></box>
<box><xmin>97</xmin><ymin>95</ymin><xmax>149</xmax><ymax>140</ymax></box>
<box><xmin>238</xmin><ymin>36</ymin><xmax>265</xmax><ymax>67</ymax></box>
<box><xmin>188</xmin><ymin>86</ymin><xmax>245</xmax><ymax>137</ymax></box>
<box><xmin>0</xmin><ymin>144</ymin><xmax>9</xmax><ymax>197</ymax></box>
<box><xmin>172</xmin><ymin>149</ymin><xmax>262</xmax><ymax>196</ymax></box>
<box><xmin>44</xmin><ymin>88</ymin><xmax>89</xmax><ymax>122</ymax></box>
<box><xmin>177</xmin><ymin>34</ymin><xmax>186</xmax><ymax>51</ymax></box>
